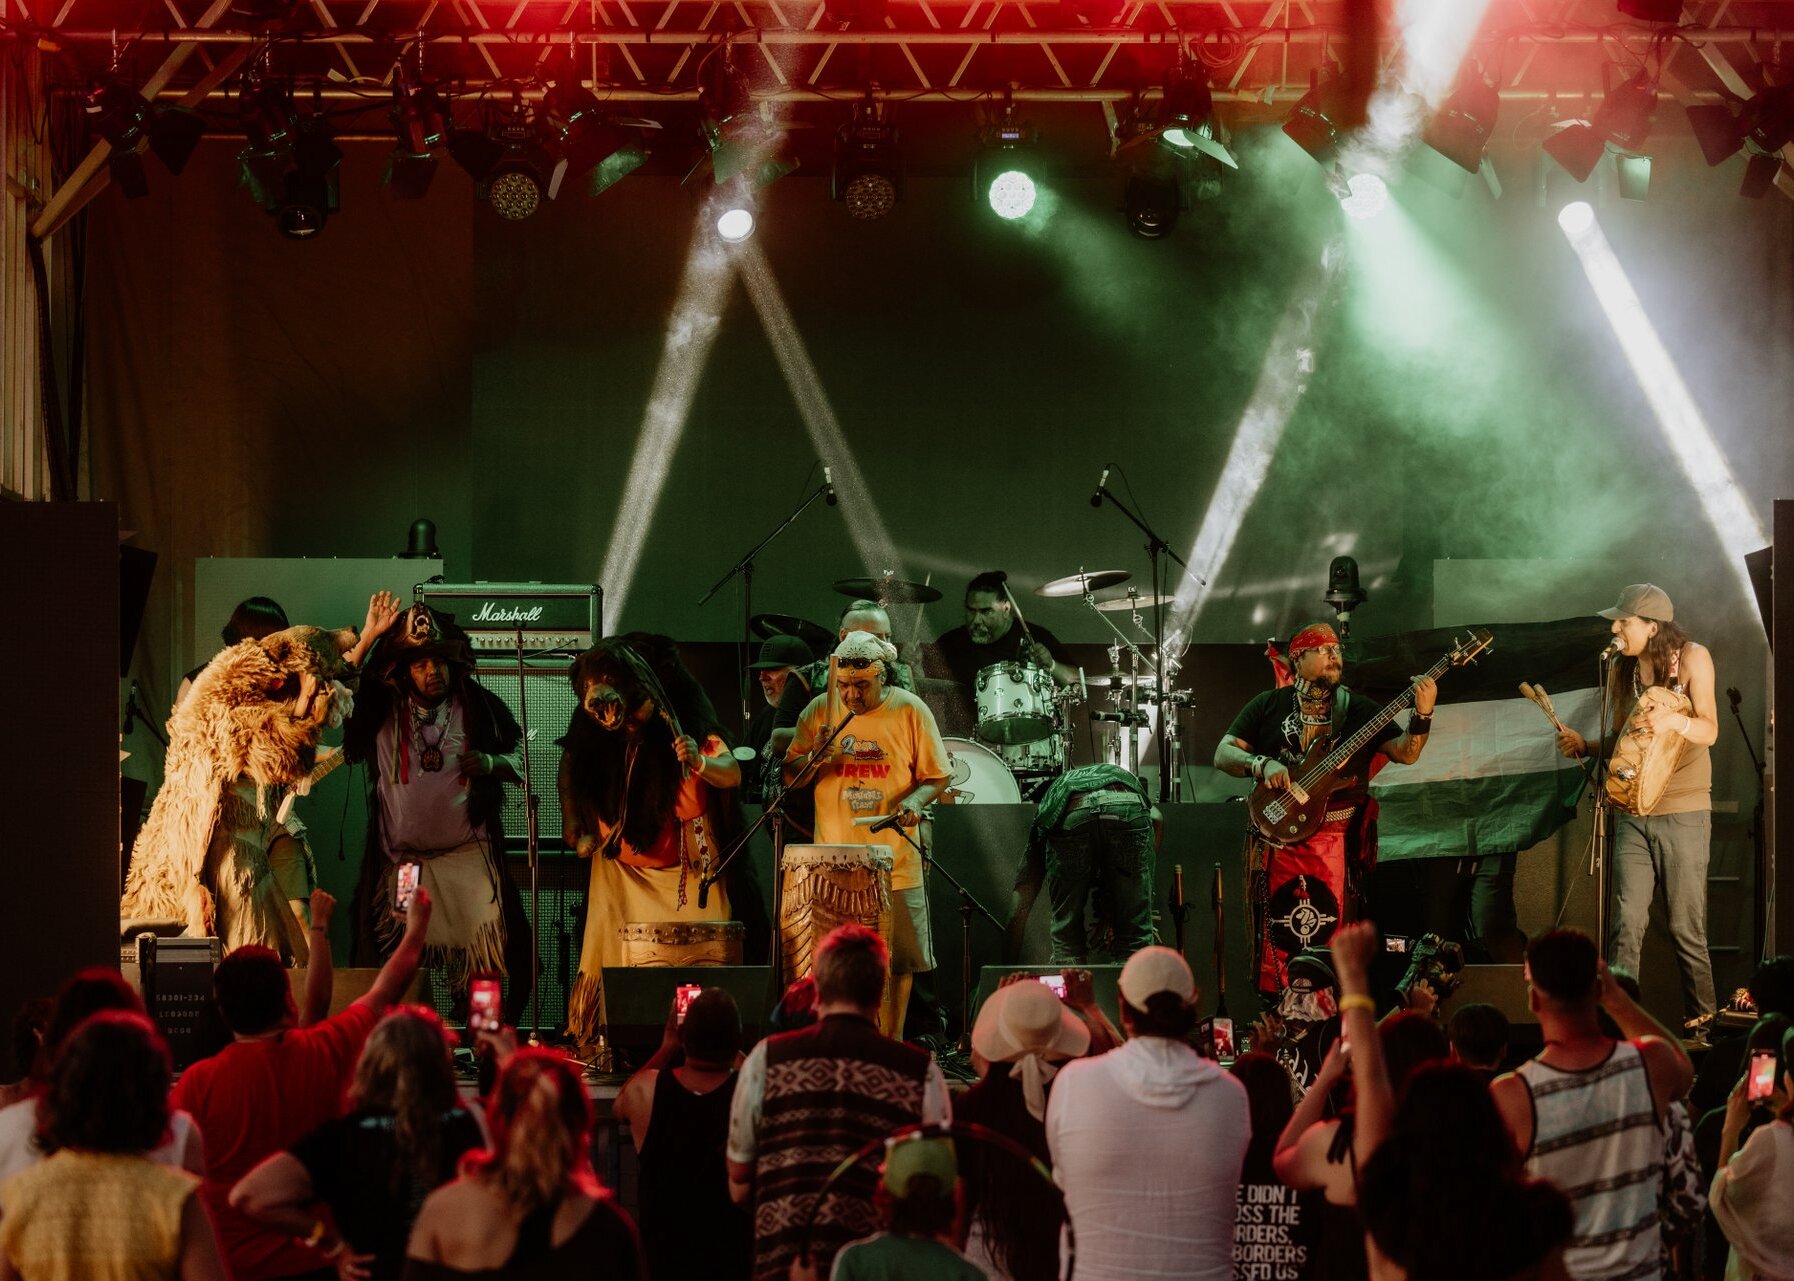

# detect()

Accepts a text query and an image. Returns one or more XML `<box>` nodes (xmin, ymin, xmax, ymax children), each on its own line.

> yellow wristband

<box><xmin>303</xmin><ymin>1221</ymin><xmax>328</xmax><ymax>1249</ymax></box>
<box><xmin>1338</xmin><ymin>994</ymin><xmax>1377</xmax><ymax>1014</ymax></box>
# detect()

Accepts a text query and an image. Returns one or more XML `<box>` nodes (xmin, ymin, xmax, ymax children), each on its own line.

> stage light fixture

<box><xmin>385</xmin><ymin>74</ymin><xmax>447</xmax><ymax>199</ymax></box>
<box><xmin>239</xmin><ymin>80</ymin><xmax>298</xmax><ymax>153</ymax></box>
<box><xmin>1615</xmin><ymin>152</ymin><xmax>1651</xmax><ymax>200</ymax></box>
<box><xmin>976</xmin><ymin>99</ymin><xmax>1043</xmax><ymax>221</ymax></box>
<box><xmin>1337</xmin><ymin>172</ymin><xmax>1388</xmax><ymax>220</ymax></box>
<box><xmin>1617</xmin><ymin>0</ymin><xmax>1681</xmax><ymax>20</ymax></box>
<box><xmin>717</xmin><ymin>204</ymin><xmax>755</xmax><ymax>242</ymax></box>
<box><xmin>1686</xmin><ymin>86</ymin><xmax>1794</xmax><ymax>197</ymax></box>
<box><xmin>1557</xmin><ymin>200</ymin><xmax>1594</xmax><ymax>234</ymax></box>
<box><xmin>1156</xmin><ymin>71</ymin><xmax>1238</xmax><ymax>169</ymax></box>
<box><xmin>1283</xmin><ymin>67</ymin><xmax>1348</xmax><ymax>167</ymax></box>
<box><xmin>85</xmin><ymin>79</ymin><xmax>204</xmax><ymax>199</ymax></box>
<box><xmin>539</xmin><ymin>77</ymin><xmax>648</xmax><ymax>200</ymax></box>
<box><xmin>832</xmin><ymin>91</ymin><xmax>901</xmax><ymax>220</ymax></box>
<box><xmin>1422</xmin><ymin>68</ymin><xmax>1498</xmax><ymax>172</ymax></box>
<box><xmin>448</xmin><ymin>98</ymin><xmax>553</xmax><ymax>220</ymax></box>
<box><xmin>1123</xmin><ymin>170</ymin><xmax>1180</xmax><ymax>239</ymax></box>
<box><xmin>1545</xmin><ymin>71</ymin><xmax>1657</xmax><ymax>182</ymax></box>
<box><xmin>274</xmin><ymin>117</ymin><xmax>341</xmax><ymax>237</ymax></box>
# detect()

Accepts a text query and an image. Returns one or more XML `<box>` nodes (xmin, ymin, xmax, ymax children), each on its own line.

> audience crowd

<box><xmin>0</xmin><ymin>899</ymin><xmax>1789</xmax><ymax>1281</ymax></box>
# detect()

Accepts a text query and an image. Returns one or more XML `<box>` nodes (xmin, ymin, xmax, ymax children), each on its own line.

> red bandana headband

<box><xmin>1287</xmin><ymin>623</ymin><xmax>1340</xmax><ymax>657</ymax></box>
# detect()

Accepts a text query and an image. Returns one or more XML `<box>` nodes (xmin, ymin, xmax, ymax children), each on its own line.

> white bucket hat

<box><xmin>971</xmin><ymin>979</ymin><xmax>1092</xmax><ymax>1119</ymax></box>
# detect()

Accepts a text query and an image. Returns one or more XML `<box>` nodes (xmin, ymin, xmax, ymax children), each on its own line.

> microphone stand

<box><xmin>698</xmin><ymin>482</ymin><xmax>833</xmax><ymax>728</ymax></box>
<box><xmin>1092</xmin><ymin>483</ymin><xmax>1189</xmax><ymax>803</ymax></box>
<box><xmin>702</xmin><ymin>712</ymin><xmax>854</xmax><ymax>987</ymax></box>
<box><xmin>1727</xmin><ymin>689</ymin><xmax>1769</xmax><ymax>963</ymax></box>
<box><xmin>889</xmin><ymin>820</ymin><xmax>1003</xmax><ymax>1054</ymax></box>
<box><xmin>512</xmin><ymin>623</ymin><xmax>543</xmax><ymax>1044</ymax></box>
<box><xmin>1210</xmin><ymin>863</ymin><xmax>1227</xmax><ymax>1019</ymax></box>
<box><xmin>1593</xmin><ymin>650</ymin><xmax>1615</xmax><ymax>957</ymax></box>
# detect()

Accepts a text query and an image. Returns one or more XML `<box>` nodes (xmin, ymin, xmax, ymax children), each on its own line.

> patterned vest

<box><xmin>1516</xmin><ymin>1041</ymin><xmax>1665</xmax><ymax>1281</ymax></box>
<box><xmin>750</xmin><ymin>1014</ymin><xmax>930</xmax><ymax>1281</ymax></box>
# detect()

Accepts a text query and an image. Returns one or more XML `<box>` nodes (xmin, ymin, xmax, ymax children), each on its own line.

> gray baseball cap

<box><xmin>1598</xmin><ymin>583</ymin><xmax>1674</xmax><ymax>622</ymax></box>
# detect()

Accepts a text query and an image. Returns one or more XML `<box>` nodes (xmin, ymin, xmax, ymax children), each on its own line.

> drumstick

<box><xmin>1000</xmin><ymin>578</ymin><xmax>1041</xmax><ymax>650</ymax></box>
<box><xmin>1519</xmin><ymin>682</ymin><xmax>1568</xmax><ymax>734</ymax></box>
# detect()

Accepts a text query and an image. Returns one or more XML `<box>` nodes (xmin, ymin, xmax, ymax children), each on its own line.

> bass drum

<box><xmin>940</xmin><ymin>737</ymin><xmax>1023</xmax><ymax>806</ymax></box>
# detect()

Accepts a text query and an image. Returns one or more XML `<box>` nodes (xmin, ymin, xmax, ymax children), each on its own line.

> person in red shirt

<box><xmin>172</xmin><ymin>889</ymin><xmax>433</xmax><ymax>1281</ymax></box>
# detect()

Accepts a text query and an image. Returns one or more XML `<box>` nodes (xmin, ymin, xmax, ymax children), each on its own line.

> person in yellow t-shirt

<box><xmin>786</xmin><ymin>631</ymin><xmax>951</xmax><ymax>1038</ymax></box>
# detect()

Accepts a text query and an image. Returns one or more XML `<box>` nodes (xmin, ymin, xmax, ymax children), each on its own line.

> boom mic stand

<box><xmin>1727</xmin><ymin>687</ymin><xmax>1770</xmax><ymax>964</ymax></box>
<box><xmin>699</xmin><ymin>478</ymin><xmax>834</xmax><ymax>727</ymax></box>
<box><xmin>1091</xmin><ymin>482</ymin><xmax>1189</xmax><ymax>803</ymax></box>
<box><xmin>1593</xmin><ymin>648</ymin><xmax>1616</xmax><ymax>957</ymax></box>
<box><xmin>890</xmin><ymin>820</ymin><xmax>1003</xmax><ymax>1055</ymax></box>
<box><xmin>511</xmin><ymin>623</ymin><xmax>543</xmax><ymax>1045</ymax></box>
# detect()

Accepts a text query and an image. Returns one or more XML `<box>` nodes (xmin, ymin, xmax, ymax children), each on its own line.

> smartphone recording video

<box><xmin>1037</xmin><ymin>974</ymin><xmax>1068</xmax><ymax>999</ymax></box>
<box><xmin>394</xmin><ymin>862</ymin><xmax>421</xmax><ymax>912</ymax></box>
<box><xmin>468</xmin><ymin>976</ymin><xmax>502</xmax><ymax>1034</ymax></box>
<box><xmin>675</xmin><ymin>984</ymin><xmax>704</xmax><ymax>1024</ymax></box>
<box><xmin>1748</xmin><ymin>1050</ymin><xmax>1778</xmax><ymax>1103</ymax></box>
<box><xmin>1385</xmin><ymin>935</ymin><xmax>1411</xmax><ymax>954</ymax></box>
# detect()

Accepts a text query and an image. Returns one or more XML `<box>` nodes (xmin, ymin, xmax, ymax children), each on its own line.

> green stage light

<box><xmin>988</xmin><ymin>169</ymin><xmax>1037</xmax><ymax>219</ymax></box>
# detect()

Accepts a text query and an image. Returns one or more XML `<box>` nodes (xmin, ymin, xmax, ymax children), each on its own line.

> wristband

<box><xmin>1338</xmin><ymin>994</ymin><xmax>1376</xmax><ymax>1014</ymax></box>
<box><xmin>303</xmin><ymin>1221</ymin><xmax>329</xmax><ymax>1249</ymax></box>
<box><xmin>1408</xmin><ymin>714</ymin><xmax>1433</xmax><ymax>735</ymax></box>
<box><xmin>1250</xmin><ymin>755</ymin><xmax>1267</xmax><ymax>781</ymax></box>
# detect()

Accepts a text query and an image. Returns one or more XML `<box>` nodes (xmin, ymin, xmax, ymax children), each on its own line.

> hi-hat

<box><xmin>1093</xmin><ymin>591</ymin><xmax>1176</xmax><ymax>612</ymax></box>
<box><xmin>1034</xmin><ymin>569</ymin><xmax>1131</xmax><ymax>598</ymax></box>
<box><xmin>750</xmin><ymin>614</ymin><xmax>834</xmax><ymax>653</ymax></box>
<box><xmin>833</xmin><ymin>577</ymin><xmax>942</xmax><ymax>605</ymax></box>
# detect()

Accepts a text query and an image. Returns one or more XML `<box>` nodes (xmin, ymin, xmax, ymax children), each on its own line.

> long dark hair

<box><xmin>559</xmin><ymin>634</ymin><xmax>738</xmax><ymax>855</ymax></box>
<box><xmin>349</xmin><ymin>1006</ymin><xmax>462</xmax><ymax>1197</ymax></box>
<box><xmin>1612</xmin><ymin>617</ymin><xmax>1693</xmax><ymax>702</ymax></box>
<box><xmin>39</xmin><ymin>1012</ymin><xmax>171</xmax><ymax>1155</ymax></box>
<box><xmin>1359</xmin><ymin>1063</ymin><xmax>1572</xmax><ymax>1281</ymax></box>
<box><xmin>957</xmin><ymin>1063</ymin><xmax>1062</xmax><ymax>1281</ymax></box>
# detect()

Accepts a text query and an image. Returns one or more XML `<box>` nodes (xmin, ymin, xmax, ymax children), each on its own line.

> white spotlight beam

<box><xmin>734</xmin><ymin>240</ymin><xmax>907</xmax><ymax>590</ymax></box>
<box><xmin>1167</xmin><ymin>245</ymin><xmax>1348</xmax><ymax>640</ymax></box>
<box><xmin>598</xmin><ymin>224</ymin><xmax>736</xmax><ymax>624</ymax></box>
<box><xmin>1556</xmin><ymin>203</ymin><xmax>1768</xmax><ymax>605</ymax></box>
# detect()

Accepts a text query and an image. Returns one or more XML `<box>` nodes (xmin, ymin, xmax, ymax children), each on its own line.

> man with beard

<box><xmin>559</xmin><ymin>634</ymin><xmax>756</xmax><ymax>1053</ymax></box>
<box><xmin>742</xmin><ymin>633</ymin><xmax>812</xmax><ymax>795</ymax></box>
<box><xmin>923</xmin><ymin>571</ymin><xmax>1074</xmax><ymax>737</ymax></box>
<box><xmin>785</xmin><ymin>631</ymin><xmax>951</xmax><ymax>1038</ymax></box>
<box><xmin>1214</xmin><ymin>623</ymin><xmax>1437</xmax><ymax>995</ymax></box>
<box><xmin>345</xmin><ymin>603</ymin><xmax>534</xmax><ymax>1022</ymax></box>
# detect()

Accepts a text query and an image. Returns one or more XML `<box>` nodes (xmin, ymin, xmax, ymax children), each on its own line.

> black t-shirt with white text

<box><xmin>1224</xmin><ymin>688</ymin><xmax>1401</xmax><ymax>807</ymax></box>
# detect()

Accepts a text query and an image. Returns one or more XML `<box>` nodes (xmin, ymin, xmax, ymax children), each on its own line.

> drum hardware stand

<box><xmin>1593</xmin><ymin>648</ymin><xmax>1617</xmax><ymax>957</ymax></box>
<box><xmin>1090</xmin><ymin>478</ymin><xmax>1192</xmax><ymax>804</ymax></box>
<box><xmin>1169</xmin><ymin>863</ymin><xmax>1188</xmax><ymax>956</ymax></box>
<box><xmin>503</xmin><ymin>624</ymin><xmax>548</xmax><ymax>1046</ymax></box>
<box><xmin>698</xmin><ymin>473</ymin><xmax>835</xmax><ymax>727</ymax></box>
<box><xmin>1209</xmin><ymin>863</ymin><xmax>1227</xmax><ymax>1018</ymax></box>
<box><xmin>703</xmin><ymin>712</ymin><xmax>855</xmax><ymax>989</ymax></box>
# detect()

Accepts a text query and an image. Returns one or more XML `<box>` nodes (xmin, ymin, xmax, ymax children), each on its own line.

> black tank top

<box><xmin>638</xmin><ymin>1069</ymin><xmax>752</xmax><ymax>1281</ymax></box>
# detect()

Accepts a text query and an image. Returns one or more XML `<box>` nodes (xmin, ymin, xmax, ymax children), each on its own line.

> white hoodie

<box><xmin>1045</xmin><ymin>1036</ymin><xmax>1251</xmax><ymax>1281</ymax></box>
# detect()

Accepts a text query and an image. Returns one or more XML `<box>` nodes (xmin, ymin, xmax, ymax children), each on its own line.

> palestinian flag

<box><xmin>1347</xmin><ymin>618</ymin><xmax>1610</xmax><ymax>864</ymax></box>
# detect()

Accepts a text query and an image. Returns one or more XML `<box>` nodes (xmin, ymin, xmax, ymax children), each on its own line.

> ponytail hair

<box><xmin>463</xmin><ymin>1049</ymin><xmax>596</xmax><ymax>1215</ymax></box>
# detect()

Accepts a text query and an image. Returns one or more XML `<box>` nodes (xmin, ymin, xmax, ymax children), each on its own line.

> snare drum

<box><xmin>976</xmin><ymin>662</ymin><xmax>1055</xmax><ymax>744</ymax></box>
<box><xmin>779</xmin><ymin>845</ymin><xmax>894</xmax><ymax>981</ymax></box>
<box><xmin>619</xmin><ymin>920</ymin><xmax>745</xmax><ymax>967</ymax></box>
<box><xmin>940</xmin><ymin>737</ymin><xmax>1023</xmax><ymax>805</ymax></box>
<box><xmin>996</xmin><ymin>732</ymin><xmax>1065</xmax><ymax>776</ymax></box>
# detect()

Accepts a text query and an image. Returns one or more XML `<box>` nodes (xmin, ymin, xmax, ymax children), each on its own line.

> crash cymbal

<box><xmin>749</xmin><ymin>613</ymin><xmax>833</xmax><ymax>653</ymax></box>
<box><xmin>832</xmin><ymin>577</ymin><xmax>943</xmax><ymax>605</ymax></box>
<box><xmin>1034</xmin><ymin>569</ymin><xmax>1131</xmax><ymax>599</ymax></box>
<box><xmin>1093</xmin><ymin>591</ymin><xmax>1176</xmax><ymax>612</ymax></box>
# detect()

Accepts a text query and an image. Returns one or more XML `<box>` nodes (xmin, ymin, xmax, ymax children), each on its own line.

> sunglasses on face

<box><xmin>836</xmin><ymin>656</ymin><xmax>880</xmax><ymax>670</ymax></box>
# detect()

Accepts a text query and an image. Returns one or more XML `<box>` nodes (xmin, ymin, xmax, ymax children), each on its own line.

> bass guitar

<box><xmin>1248</xmin><ymin>629</ymin><xmax>1494</xmax><ymax>846</ymax></box>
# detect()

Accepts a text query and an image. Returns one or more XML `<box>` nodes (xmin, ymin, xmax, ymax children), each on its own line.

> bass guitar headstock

<box><xmin>1449</xmin><ymin>627</ymin><xmax>1495</xmax><ymax>668</ymax></box>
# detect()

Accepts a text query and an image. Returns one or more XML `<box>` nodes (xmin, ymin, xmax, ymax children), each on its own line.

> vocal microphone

<box><xmin>823</xmin><ymin>466</ymin><xmax>837</xmax><ymax>507</ymax></box>
<box><xmin>1599</xmin><ymin>635</ymin><xmax>1623</xmax><ymax>661</ymax></box>
<box><xmin>1089</xmin><ymin>465</ymin><xmax>1110</xmax><ymax>508</ymax></box>
<box><xmin>1172</xmin><ymin>864</ymin><xmax>1185</xmax><ymax>909</ymax></box>
<box><xmin>697</xmin><ymin>876</ymin><xmax>710</xmax><ymax>909</ymax></box>
<box><xmin>1727</xmin><ymin>686</ymin><xmax>1742</xmax><ymax>713</ymax></box>
<box><xmin>866</xmin><ymin>811</ymin><xmax>905</xmax><ymax>835</ymax></box>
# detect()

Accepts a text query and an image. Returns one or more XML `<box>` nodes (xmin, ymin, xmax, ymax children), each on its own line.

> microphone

<box><xmin>867</xmin><ymin>811</ymin><xmax>904</xmax><ymax>835</ymax></box>
<box><xmin>1599</xmin><ymin>635</ymin><xmax>1623</xmax><ymax>661</ymax></box>
<box><xmin>823</xmin><ymin>466</ymin><xmax>837</xmax><ymax>507</ymax></box>
<box><xmin>1172</xmin><ymin>864</ymin><xmax>1185</xmax><ymax>910</ymax></box>
<box><xmin>698</xmin><ymin>877</ymin><xmax>710</xmax><ymax>909</ymax></box>
<box><xmin>1727</xmin><ymin>686</ymin><xmax>1742</xmax><ymax>713</ymax></box>
<box><xmin>1089</xmin><ymin>465</ymin><xmax>1110</xmax><ymax>508</ymax></box>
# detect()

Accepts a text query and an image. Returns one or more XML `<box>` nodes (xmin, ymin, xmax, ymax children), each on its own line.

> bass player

<box><xmin>1555</xmin><ymin>583</ymin><xmax>1717</xmax><ymax>1029</ymax></box>
<box><xmin>1214</xmin><ymin>623</ymin><xmax>1437</xmax><ymax>995</ymax></box>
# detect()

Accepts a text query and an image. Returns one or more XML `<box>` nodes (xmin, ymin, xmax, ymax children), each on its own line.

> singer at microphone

<box><xmin>781</xmin><ymin>629</ymin><xmax>954</xmax><ymax>1037</ymax></box>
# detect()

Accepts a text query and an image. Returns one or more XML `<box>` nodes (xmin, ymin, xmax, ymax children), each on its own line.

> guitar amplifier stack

<box><xmin>417</xmin><ymin>582</ymin><xmax>602</xmax><ymax>845</ymax></box>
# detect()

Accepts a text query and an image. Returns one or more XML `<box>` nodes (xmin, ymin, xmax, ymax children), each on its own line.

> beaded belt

<box><xmin>1324</xmin><ymin>806</ymin><xmax>1357</xmax><ymax>824</ymax></box>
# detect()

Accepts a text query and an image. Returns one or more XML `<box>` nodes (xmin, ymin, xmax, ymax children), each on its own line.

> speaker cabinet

<box><xmin>474</xmin><ymin>663</ymin><xmax>581</xmax><ymax>844</ymax></box>
<box><xmin>601</xmin><ymin>966</ymin><xmax>775</xmax><ymax>1059</ymax></box>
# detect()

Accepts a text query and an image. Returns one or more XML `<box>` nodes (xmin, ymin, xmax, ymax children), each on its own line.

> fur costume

<box><xmin>559</xmin><ymin>634</ymin><xmax>767</xmax><ymax>1047</ymax></box>
<box><xmin>121</xmin><ymin>625</ymin><xmax>358</xmax><ymax>959</ymax></box>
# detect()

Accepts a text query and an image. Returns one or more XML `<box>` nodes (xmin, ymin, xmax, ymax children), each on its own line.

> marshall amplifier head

<box><xmin>416</xmin><ymin>582</ymin><xmax>602</xmax><ymax>654</ymax></box>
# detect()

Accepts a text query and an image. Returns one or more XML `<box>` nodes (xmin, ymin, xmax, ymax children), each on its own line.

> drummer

<box><xmin>784</xmin><ymin>630</ymin><xmax>951</xmax><ymax>1039</ymax></box>
<box><xmin>923</xmin><ymin>571</ymin><xmax>1077</xmax><ymax>736</ymax></box>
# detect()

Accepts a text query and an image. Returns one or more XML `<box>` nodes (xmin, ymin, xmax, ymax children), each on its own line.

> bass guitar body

<box><xmin>1247</xmin><ymin>745</ymin><xmax>1348</xmax><ymax>847</ymax></box>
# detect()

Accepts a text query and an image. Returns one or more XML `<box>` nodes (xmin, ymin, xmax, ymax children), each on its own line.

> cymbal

<box><xmin>749</xmin><ymin>613</ymin><xmax>833</xmax><ymax>653</ymax></box>
<box><xmin>1034</xmin><ymin>569</ymin><xmax>1131</xmax><ymax>599</ymax></box>
<box><xmin>833</xmin><ymin>577</ymin><xmax>943</xmax><ymax>605</ymax></box>
<box><xmin>1093</xmin><ymin>592</ymin><xmax>1176</xmax><ymax>613</ymax></box>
